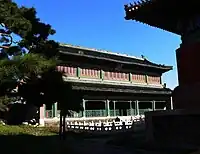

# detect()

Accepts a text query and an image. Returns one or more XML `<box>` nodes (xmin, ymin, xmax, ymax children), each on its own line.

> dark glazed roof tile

<box><xmin>59</xmin><ymin>44</ymin><xmax>173</xmax><ymax>71</ymax></box>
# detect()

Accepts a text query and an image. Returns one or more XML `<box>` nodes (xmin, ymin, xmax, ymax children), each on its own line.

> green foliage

<box><xmin>0</xmin><ymin>96</ymin><xmax>14</xmax><ymax>111</ymax></box>
<box><xmin>15</xmin><ymin>54</ymin><xmax>56</xmax><ymax>77</ymax></box>
<box><xmin>0</xmin><ymin>0</ymin><xmax>83</xmax><ymax>117</ymax></box>
<box><xmin>0</xmin><ymin>0</ymin><xmax>59</xmax><ymax>109</ymax></box>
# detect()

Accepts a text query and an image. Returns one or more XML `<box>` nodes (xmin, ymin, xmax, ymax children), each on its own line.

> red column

<box><xmin>173</xmin><ymin>42</ymin><xmax>200</xmax><ymax>109</ymax></box>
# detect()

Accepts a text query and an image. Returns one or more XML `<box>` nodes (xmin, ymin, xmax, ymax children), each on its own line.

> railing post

<box><xmin>131</xmin><ymin>120</ymin><xmax>135</xmax><ymax>130</ymax></box>
<box><xmin>106</xmin><ymin>100</ymin><xmax>110</xmax><ymax>117</ymax></box>
<box><xmin>152</xmin><ymin>100</ymin><xmax>156</xmax><ymax>111</ymax></box>
<box><xmin>77</xmin><ymin>67</ymin><xmax>81</xmax><ymax>78</ymax></box>
<box><xmin>170</xmin><ymin>96</ymin><xmax>173</xmax><ymax>110</ymax></box>
<box><xmin>54</xmin><ymin>102</ymin><xmax>58</xmax><ymax>117</ymax></box>
<box><xmin>122</xmin><ymin>121</ymin><xmax>126</xmax><ymax>131</ymax></box>
<box><xmin>82</xmin><ymin>99</ymin><xmax>86</xmax><ymax>118</ymax></box>
<box><xmin>145</xmin><ymin>74</ymin><xmax>148</xmax><ymax>83</ymax></box>
<box><xmin>101</xmin><ymin>122</ymin><xmax>104</xmax><ymax>131</ymax></box>
<box><xmin>52</xmin><ymin>102</ymin><xmax>58</xmax><ymax>117</ymax></box>
<box><xmin>129</xmin><ymin>73</ymin><xmax>132</xmax><ymax>83</ymax></box>
<box><xmin>129</xmin><ymin>101</ymin><xmax>133</xmax><ymax>115</ymax></box>
<box><xmin>51</xmin><ymin>104</ymin><xmax>54</xmax><ymax>118</ymax></box>
<box><xmin>94</xmin><ymin>123</ymin><xmax>97</xmax><ymax>131</ymax></box>
<box><xmin>135</xmin><ymin>100</ymin><xmax>139</xmax><ymax>115</ymax></box>
<box><xmin>113</xmin><ymin>101</ymin><xmax>116</xmax><ymax>116</ymax></box>
<box><xmin>112</xmin><ymin>122</ymin><xmax>115</xmax><ymax>130</ymax></box>
<box><xmin>100</xmin><ymin>70</ymin><xmax>104</xmax><ymax>80</ymax></box>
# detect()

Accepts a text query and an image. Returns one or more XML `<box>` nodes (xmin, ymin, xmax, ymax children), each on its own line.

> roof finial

<box><xmin>141</xmin><ymin>55</ymin><xmax>146</xmax><ymax>59</ymax></box>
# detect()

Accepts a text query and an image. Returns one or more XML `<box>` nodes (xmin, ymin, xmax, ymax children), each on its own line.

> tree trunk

<box><xmin>62</xmin><ymin>113</ymin><xmax>66</xmax><ymax>140</ymax></box>
<box><xmin>59</xmin><ymin>109</ymin><xmax>67</xmax><ymax>140</ymax></box>
<box><xmin>59</xmin><ymin>109</ymin><xmax>63</xmax><ymax>140</ymax></box>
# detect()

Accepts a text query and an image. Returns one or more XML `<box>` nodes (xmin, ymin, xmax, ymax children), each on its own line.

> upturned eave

<box><xmin>59</xmin><ymin>44</ymin><xmax>173</xmax><ymax>73</ymax></box>
<box><xmin>124</xmin><ymin>0</ymin><xmax>200</xmax><ymax>35</ymax></box>
<box><xmin>124</xmin><ymin>4</ymin><xmax>180</xmax><ymax>35</ymax></box>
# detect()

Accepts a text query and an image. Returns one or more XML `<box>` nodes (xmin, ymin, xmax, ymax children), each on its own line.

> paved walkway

<box><xmin>66</xmin><ymin>133</ymin><xmax>194</xmax><ymax>154</ymax></box>
<box><xmin>68</xmin><ymin>137</ymin><xmax>134</xmax><ymax>154</ymax></box>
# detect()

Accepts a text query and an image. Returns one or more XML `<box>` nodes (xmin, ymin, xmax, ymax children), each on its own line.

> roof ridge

<box><xmin>59</xmin><ymin>43</ymin><xmax>145</xmax><ymax>61</ymax></box>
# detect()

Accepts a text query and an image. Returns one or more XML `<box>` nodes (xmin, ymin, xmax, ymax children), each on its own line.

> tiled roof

<box><xmin>59</xmin><ymin>43</ymin><xmax>172</xmax><ymax>72</ymax></box>
<box><xmin>124</xmin><ymin>0</ymin><xmax>200</xmax><ymax>35</ymax></box>
<box><xmin>60</xmin><ymin>43</ymin><xmax>144</xmax><ymax>61</ymax></box>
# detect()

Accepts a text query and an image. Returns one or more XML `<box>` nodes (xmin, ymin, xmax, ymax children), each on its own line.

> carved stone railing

<box><xmin>66</xmin><ymin>117</ymin><xmax>145</xmax><ymax>132</ymax></box>
<box><xmin>44</xmin><ymin>114</ymin><xmax>146</xmax><ymax>131</ymax></box>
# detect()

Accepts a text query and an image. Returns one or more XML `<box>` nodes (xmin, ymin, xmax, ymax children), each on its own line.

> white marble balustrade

<box><xmin>66</xmin><ymin>117</ymin><xmax>145</xmax><ymax>132</ymax></box>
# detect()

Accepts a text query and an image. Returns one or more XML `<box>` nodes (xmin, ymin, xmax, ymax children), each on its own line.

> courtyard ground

<box><xmin>0</xmin><ymin>125</ymin><xmax>197</xmax><ymax>154</ymax></box>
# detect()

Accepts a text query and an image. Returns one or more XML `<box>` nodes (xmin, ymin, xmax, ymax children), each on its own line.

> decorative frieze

<box><xmin>57</xmin><ymin>66</ymin><xmax>161</xmax><ymax>85</ymax></box>
<box><xmin>56</xmin><ymin>66</ymin><xmax>77</xmax><ymax>76</ymax></box>
<box><xmin>148</xmin><ymin>76</ymin><xmax>160</xmax><ymax>84</ymax></box>
<box><xmin>132</xmin><ymin>74</ymin><xmax>146</xmax><ymax>83</ymax></box>
<box><xmin>80</xmin><ymin>68</ymin><xmax>100</xmax><ymax>78</ymax></box>
<box><xmin>104</xmin><ymin>71</ymin><xmax>129</xmax><ymax>81</ymax></box>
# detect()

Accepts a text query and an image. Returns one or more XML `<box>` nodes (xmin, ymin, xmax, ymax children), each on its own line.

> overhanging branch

<box><xmin>0</xmin><ymin>45</ymin><xmax>9</xmax><ymax>49</ymax></box>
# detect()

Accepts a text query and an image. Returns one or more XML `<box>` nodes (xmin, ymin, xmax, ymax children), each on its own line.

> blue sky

<box><xmin>14</xmin><ymin>0</ymin><xmax>181</xmax><ymax>89</ymax></box>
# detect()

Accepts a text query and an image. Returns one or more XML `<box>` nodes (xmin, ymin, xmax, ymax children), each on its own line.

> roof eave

<box><xmin>144</xmin><ymin>59</ymin><xmax>173</xmax><ymax>72</ymax></box>
<box><xmin>59</xmin><ymin>50</ymin><xmax>172</xmax><ymax>71</ymax></box>
<box><xmin>59</xmin><ymin>44</ymin><xmax>144</xmax><ymax>61</ymax></box>
<box><xmin>124</xmin><ymin>4</ymin><xmax>181</xmax><ymax>35</ymax></box>
<box><xmin>160</xmin><ymin>67</ymin><xmax>172</xmax><ymax>74</ymax></box>
<box><xmin>71</xmin><ymin>82</ymin><xmax>172</xmax><ymax>95</ymax></box>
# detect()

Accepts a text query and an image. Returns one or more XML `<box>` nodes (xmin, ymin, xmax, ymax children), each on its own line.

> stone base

<box><xmin>145</xmin><ymin>110</ymin><xmax>200</xmax><ymax>148</ymax></box>
<box><xmin>172</xmin><ymin>84</ymin><xmax>200</xmax><ymax>109</ymax></box>
<box><xmin>39</xmin><ymin>119</ymin><xmax>45</xmax><ymax>126</ymax></box>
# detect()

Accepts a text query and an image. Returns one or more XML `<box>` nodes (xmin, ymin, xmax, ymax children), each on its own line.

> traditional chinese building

<box><xmin>42</xmin><ymin>44</ymin><xmax>172</xmax><ymax>122</ymax></box>
<box><xmin>124</xmin><ymin>0</ymin><xmax>200</xmax><ymax>110</ymax></box>
<box><xmin>124</xmin><ymin>0</ymin><xmax>200</xmax><ymax>145</ymax></box>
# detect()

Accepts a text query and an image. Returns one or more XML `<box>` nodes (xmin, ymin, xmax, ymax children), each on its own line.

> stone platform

<box><xmin>145</xmin><ymin>110</ymin><xmax>200</xmax><ymax>148</ymax></box>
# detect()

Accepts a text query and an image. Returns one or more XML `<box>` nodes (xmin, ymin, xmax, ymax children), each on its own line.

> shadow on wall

<box><xmin>0</xmin><ymin>104</ymin><xmax>38</xmax><ymax>125</ymax></box>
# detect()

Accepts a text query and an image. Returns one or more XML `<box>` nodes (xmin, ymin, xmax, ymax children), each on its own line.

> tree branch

<box><xmin>0</xmin><ymin>32</ymin><xmax>13</xmax><ymax>46</ymax></box>
<box><xmin>0</xmin><ymin>45</ymin><xmax>9</xmax><ymax>49</ymax></box>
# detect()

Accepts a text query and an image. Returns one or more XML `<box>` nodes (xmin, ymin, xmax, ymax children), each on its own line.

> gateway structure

<box><xmin>40</xmin><ymin>44</ymin><xmax>172</xmax><ymax>123</ymax></box>
<box><xmin>124</xmin><ymin>0</ymin><xmax>200</xmax><ymax>145</ymax></box>
<box><xmin>124</xmin><ymin>0</ymin><xmax>200</xmax><ymax>109</ymax></box>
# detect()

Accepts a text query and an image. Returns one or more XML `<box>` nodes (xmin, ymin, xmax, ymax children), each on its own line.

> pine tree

<box><xmin>0</xmin><ymin>1</ymin><xmax>83</xmax><ymax>138</ymax></box>
<box><xmin>0</xmin><ymin>0</ymin><xmax>58</xmax><ymax>110</ymax></box>
<box><xmin>0</xmin><ymin>0</ymin><xmax>83</xmax><ymax>126</ymax></box>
